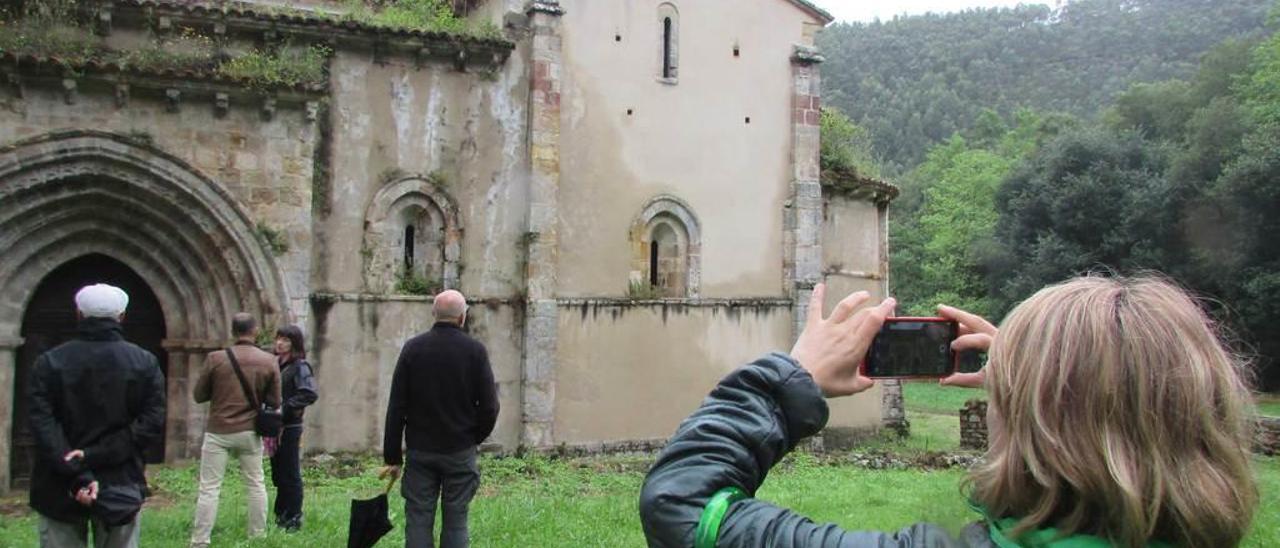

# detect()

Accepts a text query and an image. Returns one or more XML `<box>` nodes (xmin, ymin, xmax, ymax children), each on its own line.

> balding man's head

<box><xmin>433</xmin><ymin>290</ymin><xmax>468</xmax><ymax>325</ymax></box>
<box><xmin>231</xmin><ymin>312</ymin><xmax>257</xmax><ymax>338</ymax></box>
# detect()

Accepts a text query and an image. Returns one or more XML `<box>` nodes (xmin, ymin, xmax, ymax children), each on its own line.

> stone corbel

<box><xmin>305</xmin><ymin>101</ymin><xmax>320</xmax><ymax>123</ymax></box>
<box><xmin>261</xmin><ymin>97</ymin><xmax>277</xmax><ymax>121</ymax></box>
<box><xmin>61</xmin><ymin>77</ymin><xmax>77</xmax><ymax>105</ymax></box>
<box><xmin>156</xmin><ymin>15</ymin><xmax>173</xmax><ymax>35</ymax></box>
<box><xmin>115</xmin><ymin>82</ymin><xmax>130</xmax><ymax>108</ymax></box>
<box><xmin>165</xmin><ymin>88</ymin><xmax>181</xmax><ymax>112</ymax></box>
<box><xmin>7</xmin><ymin>73</ymin><xmax>22</xmax><ymax>98</ymax></box>
<box><xmin>454</xmin><ymin>49</ymin><xmax>469</xmax><ymax>72</ymax></box>
<box><xmin>214</xmin><ymin>92</ymin><xmax>230</xmax><ymax>118</ymax></box>
<box><xmin>263</xmin><ymin>28</ymin><xmax>281</xmax><ymax>51</ymax></box>
<box><xmin>95</xmin><ymin>7</ymin><xmax>113</xmax><ymax>36</ymax></box>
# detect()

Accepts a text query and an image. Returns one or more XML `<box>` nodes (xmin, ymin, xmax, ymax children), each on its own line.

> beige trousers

<box><xmin>189</xmin><ymin>430</ymin><xmax>266</xmax><ymax>547</ymax></box>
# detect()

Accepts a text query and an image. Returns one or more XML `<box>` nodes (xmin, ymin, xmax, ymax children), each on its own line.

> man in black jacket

<box><xmin>28</xmin><ymin>284</ymin><xmax>166</xmax><ymax>548</ymax></box>
<box><xmin>381</xmin><ymin>289</ymin><xmax>499</xmax><ymax>548</ymax></box>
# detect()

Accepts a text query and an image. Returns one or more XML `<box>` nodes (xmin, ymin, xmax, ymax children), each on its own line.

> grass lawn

<box><xmin>1258</xmin><ymin>394</ymin><xmax>1280</xmax><ymax>417</ymax></box>
<box><xmin>2</xmin><ymin>445</ymin><xmax>1276</xmax><ymax>547</ymax></box>
<box><xmin>902</xmin><ymin>381</ymin><xmax>984</xmax><ymax>416</ymax></box>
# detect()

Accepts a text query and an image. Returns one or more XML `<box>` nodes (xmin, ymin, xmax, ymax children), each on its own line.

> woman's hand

<box><xmin>937</xmin><ymin>304</ymin><xmax>997</xmax><ymax>388</ymax></box>
<box><xmin>790</xmin><ymin>284</ymin><xmax>896</xmax><ymax>397</ymax></box>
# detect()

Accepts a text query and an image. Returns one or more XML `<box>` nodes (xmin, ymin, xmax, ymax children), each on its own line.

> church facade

<box><xmin>0</xmin><ymin>0</ymin><xmax>896</xmax><ymax>492</ymax></box>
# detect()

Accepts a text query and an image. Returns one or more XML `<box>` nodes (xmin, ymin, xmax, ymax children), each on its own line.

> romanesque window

<box><xmin>363</xmin><ymin>176</ymin><xmax>461</xmax><ymax>295</ymax></box>
<box><xmin>658</xmin><ymin>4</ymin><xmax>679</xmax><ymax>83</ymax></box>
<box><xmin>396</xmin><ymin>204</ymin><xmax>445</xmax><ymax>287</ymax></box>
<box><xmin>631</xmin><ymin>195</ymin><xmax>700</xmax><ymax>297</ymax></box>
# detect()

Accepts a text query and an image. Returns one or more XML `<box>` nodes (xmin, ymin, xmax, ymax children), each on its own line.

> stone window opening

<box><xmin>363</xmin><ymin>176</ymin><xmax>462</xmax><ymax>295</ymax></box>
<box><xmin>403</xmin><ymin>224</ymin><xmax>416</xmax><ymax>269</ymax></box>
<box><xmin>394</xmin><ymin>205</ymin><xmax>445</xmax><ymax>293</ymax></box>
<box><xmin>657</xmin><ymin>4</ymin><xmax>679</xmax><ymax>83</ymax></box>
<box><xmin>630</xmin><ymin>195</ymin><xmax>700</xmax><ymax>298</ymax></box>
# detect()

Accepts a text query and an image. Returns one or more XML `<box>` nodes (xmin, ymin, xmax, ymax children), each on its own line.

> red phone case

<box><xmin>859</xmin><ymin>317</ymin><xmax>960</xmax><ymax>380</ymax></box>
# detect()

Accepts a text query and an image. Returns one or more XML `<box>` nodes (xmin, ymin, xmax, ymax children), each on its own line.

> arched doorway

<box><xmin>0</xmin><ymin>131</ymin><xmax>292</xmax><ymax>493</ymax></box>
<box><xmin>9</xmin><ymin>254</ymin><xmax>168</xmax><ymax>488</ymax></box>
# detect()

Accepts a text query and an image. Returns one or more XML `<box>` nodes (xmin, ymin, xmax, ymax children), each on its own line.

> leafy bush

<box><xmin>819</xmin><ymin>107</ymin><xmax>882</xmax><ymax>179</ymax></box>
<box><xmin>218</xmin><ymin>44</ymin><xmax>332</xmax><ymax>89</ymax></box>
<box><xmin>396</xmin><ymin>268</ymin><xmax>442</xmax><ymax>296</ymax></box>
<box><xmin>626</xmin><ymin>280</ymin><xmax>662</xmax><ymax>300</ymax></box>
<box><xmin>341</xmin><ymin>0</ymin><xmax>466</xmax><ymax>33</ymax></box>
<box><xmin>0</xmin><ymin>17</ymin><xmax>102</xmax><ymax>64</ymax></box>
<box><xmin>118</xmin><ymin>28</ymin><xmax>216</xmax><ymax>72</ymax></box>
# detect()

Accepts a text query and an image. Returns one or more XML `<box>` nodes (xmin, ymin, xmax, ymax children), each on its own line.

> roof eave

<box><xmin>786</xmin><ymin>0</ymin><xmax>835</xmax><ymax>25</ymax></box>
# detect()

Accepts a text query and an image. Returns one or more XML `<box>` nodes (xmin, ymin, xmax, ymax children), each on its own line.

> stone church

<box><xmin>0</xmin><ymin>0</ymin><xmax>897</xmax><ymax>492</ymax></box>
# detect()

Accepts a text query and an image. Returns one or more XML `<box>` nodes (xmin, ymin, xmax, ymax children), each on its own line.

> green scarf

<box><xmin>969</xmin><ymin>500</ymin><xmax>1174</xmax><ymax>548</ymax></box>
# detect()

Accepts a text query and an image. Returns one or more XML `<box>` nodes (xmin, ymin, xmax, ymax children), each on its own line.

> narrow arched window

<box><xmin>404</xmin><ymin>224</ymin><xmax>416</xmax><ymax>270</ymax></box>
<box><xmin>363</xmin><ymin>175</ymin><xmax>463</xmax><ymax>295</ymax></box>
<box><xmin>630</xmin><ymin>195</ymin><xmax>700</xmax><ymax>298</ymax></box>
<box><xmin>649</xmin><ymin>238</ymin><xmax>660</xmax><ymax>286</ymax></box>
<box><xmin>657</xmin><ymin>4</ymin><xmax>679</xmax><ymax>83</ymax></box>
<box><xmin>662</xmin><ymin>17</ymin><xmax>673</xmax><ymax>79</ymax></box>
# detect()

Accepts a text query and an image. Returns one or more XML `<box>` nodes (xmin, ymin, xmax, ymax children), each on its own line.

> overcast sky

<box><xmin>818</xmin><ymin>0</ymin><xmax>1059</xmax><ymax>22</ymax></box>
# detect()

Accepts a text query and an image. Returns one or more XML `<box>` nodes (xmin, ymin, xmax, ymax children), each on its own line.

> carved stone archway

<box><xmin>0</xmin><ymin>131</ymin><xmax>289</xmax><ymax>492</ymax></box>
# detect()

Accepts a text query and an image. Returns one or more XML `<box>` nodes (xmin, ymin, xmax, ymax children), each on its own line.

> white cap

<box><xmin>75</xmin><ymin>284</ymin><xmax>129</xmax><ymax>319</ymax></box>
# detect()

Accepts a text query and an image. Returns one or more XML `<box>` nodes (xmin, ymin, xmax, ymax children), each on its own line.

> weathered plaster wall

<box><xmin>821</xmin><ymin>196</ymin><xmax>884</xmax><ymax>297</ymax></box>
<box><xmin>820</xmin><ymin>194</ymin><xmax>892</xmax><ymax>436</ymax></box>
<box><xmin>309</xmin><ymin>43</ymin><xmax>529</xmax><ymax>451</ymax></box>
<box><xmin>556</xmin><ymin>0</ymin><xmax>820</xmax><ymax>298</ymax></box>
<box><xmin>0</xmin><ymin>81</ymin><xmax>317</xmax><ymax>324</ymax></box>
<box><xmin>553</xmin><ymin>303</ymin><xmax>794</xmax><ymax>443</ymax></box>
<box><xmin>307</xmin><ymin>297</ymin><xmax>523</xmax><ymax>452</ymax></box>
<box><xmin>316</xmin><ymin>48</ymin><xmax>529</xmax><ymax>298</ymax></box>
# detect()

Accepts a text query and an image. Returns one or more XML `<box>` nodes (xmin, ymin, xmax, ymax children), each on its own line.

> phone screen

<box><xmin>864</xmin><ymin>319</ymin><xmax>958</xmax><ymax>378</ymax></box>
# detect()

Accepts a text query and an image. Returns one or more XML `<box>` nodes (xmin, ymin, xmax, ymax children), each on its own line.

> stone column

<box><xmin>162</xmin><ymin>342</ymin><xmax>189</xmax><ymax>462</ymax></box>
<box><xmin>788</xmin><ymin>45</ymin><xmax>824</xmax><ymax>340</ymax></box>
<box><xmin>0</xmin><ymin>336</ymin><xmax>23</xmax><ymax>495</ymax></box>
<box><xmin>876</xmin><ymin>201</ymin><xmax>907</xmax><ymax>435</ymax></box>
<box><xmin>521</xmin><ymin>0</ymin><xmax>564</xmax><ymax>449</ymax></box>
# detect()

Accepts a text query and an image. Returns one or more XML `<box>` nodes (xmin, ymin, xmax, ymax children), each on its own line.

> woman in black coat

<box><xmin>271</xmin><ymin>325</ymin><xmax>318</xmax><ymax>531</ymax></box>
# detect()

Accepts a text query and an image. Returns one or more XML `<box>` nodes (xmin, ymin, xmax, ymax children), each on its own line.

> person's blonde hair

<box><xmin>970</xmin><ymin>276</ymin><xmax>1257</xmax><ymax>547</ymax></box>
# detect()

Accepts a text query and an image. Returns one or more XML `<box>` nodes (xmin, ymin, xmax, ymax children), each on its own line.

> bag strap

<box><xmin>224</xmin><ymin>348</ymin><xmax>260</xmax><ymax>411</ymax></box>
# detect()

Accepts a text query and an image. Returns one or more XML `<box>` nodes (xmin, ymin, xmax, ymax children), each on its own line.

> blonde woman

<box><xmin>640</xmin><ymin>276</ymin><xmax>1258</xmax><ymax>547</ymax></box>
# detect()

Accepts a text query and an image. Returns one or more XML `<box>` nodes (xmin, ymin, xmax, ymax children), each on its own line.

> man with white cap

<box><xmin>27</xmin><ymin>283</ymin><xmax>166</xmax><ymax>548</ymax></box>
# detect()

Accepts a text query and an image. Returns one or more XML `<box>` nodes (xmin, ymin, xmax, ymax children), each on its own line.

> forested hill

<box><xmin>818</xmin><ymin>0</ymin><xmax>1272</xmax><ymax>174</ymax></box>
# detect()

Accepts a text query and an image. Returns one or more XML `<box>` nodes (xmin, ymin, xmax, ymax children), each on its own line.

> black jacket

<box><xmin>27</xmin><ymin>318</ymin><xmax>166</xmax><ymax>523</ymax></box>
<box><xmin>639</xmin><ymin>353</ymin><xmax>994</xmax><ymax>547</ymax></box>
<box><xmin>383</xmin><ymin>322</ymin><xmax>499</xmax><ymax>463</ymax></box>
<box><xmin>279</xmin><ymin>357</ymin><xmax>318</xmax><ymax>426</ymax></box>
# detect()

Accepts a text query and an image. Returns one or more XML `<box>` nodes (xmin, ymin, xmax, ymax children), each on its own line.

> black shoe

<box><xmin>280</xmin><ymin>514</ymin><xmax>303</xmax><ymax>532</ymax></box>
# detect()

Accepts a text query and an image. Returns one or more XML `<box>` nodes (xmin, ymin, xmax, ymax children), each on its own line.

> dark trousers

<box><xmin>270</xmin><ymin>426</ymin><xmax>304</xmax><ymax>524</ymax></box>
<box><xmin>401</xmin><ymin>447</ymin><xmax>479</xmax><ymax>548</ymax></box>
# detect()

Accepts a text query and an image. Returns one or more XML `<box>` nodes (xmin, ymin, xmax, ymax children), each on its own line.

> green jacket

<box><xmin>638</xmin><ymin>353</ymin><xmax>1152</xmax><ymax>548</ymax></box>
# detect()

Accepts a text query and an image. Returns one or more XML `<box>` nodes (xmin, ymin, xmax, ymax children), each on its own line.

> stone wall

<box><xmin>959</xmin><ymin>399</ymin><xmax>989</xmax><ymax>450</ymax></box>
<box><xmin>1257</xmin><ymin>416</ymin><xmax>1280</xmax><ymax>456</ymax></box>
<box><xmin>306</xmin><ymin>294</ymin><xmax>525</xmax><ymax>452</ymax></box>
<box><xmin>0</xmin><ymin>77</ymin><xmax>318</xmax><ymax>323</ymax></box>
<box><xmin>958</xmin><ymin>400</ymin><xmax>1280</xmax><ymax>455</ymax></box>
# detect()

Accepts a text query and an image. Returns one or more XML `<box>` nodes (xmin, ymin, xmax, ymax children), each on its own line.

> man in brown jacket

<box><xmin>189</xmin><ymin>313</ymin><xmax>281</xmax><ymax>548</ymax></box>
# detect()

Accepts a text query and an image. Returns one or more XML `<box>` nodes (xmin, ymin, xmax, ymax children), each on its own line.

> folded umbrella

<box><xmin>348</xmin><ymin>476</ymin><xmax>398</xmax><ymax>548</ymax></box>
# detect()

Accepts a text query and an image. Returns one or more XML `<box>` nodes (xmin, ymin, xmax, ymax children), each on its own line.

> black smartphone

<box><xmin>862</xmin><ymin>318</ymin><xmax>959</xmax><ymax>378</ymax></box>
